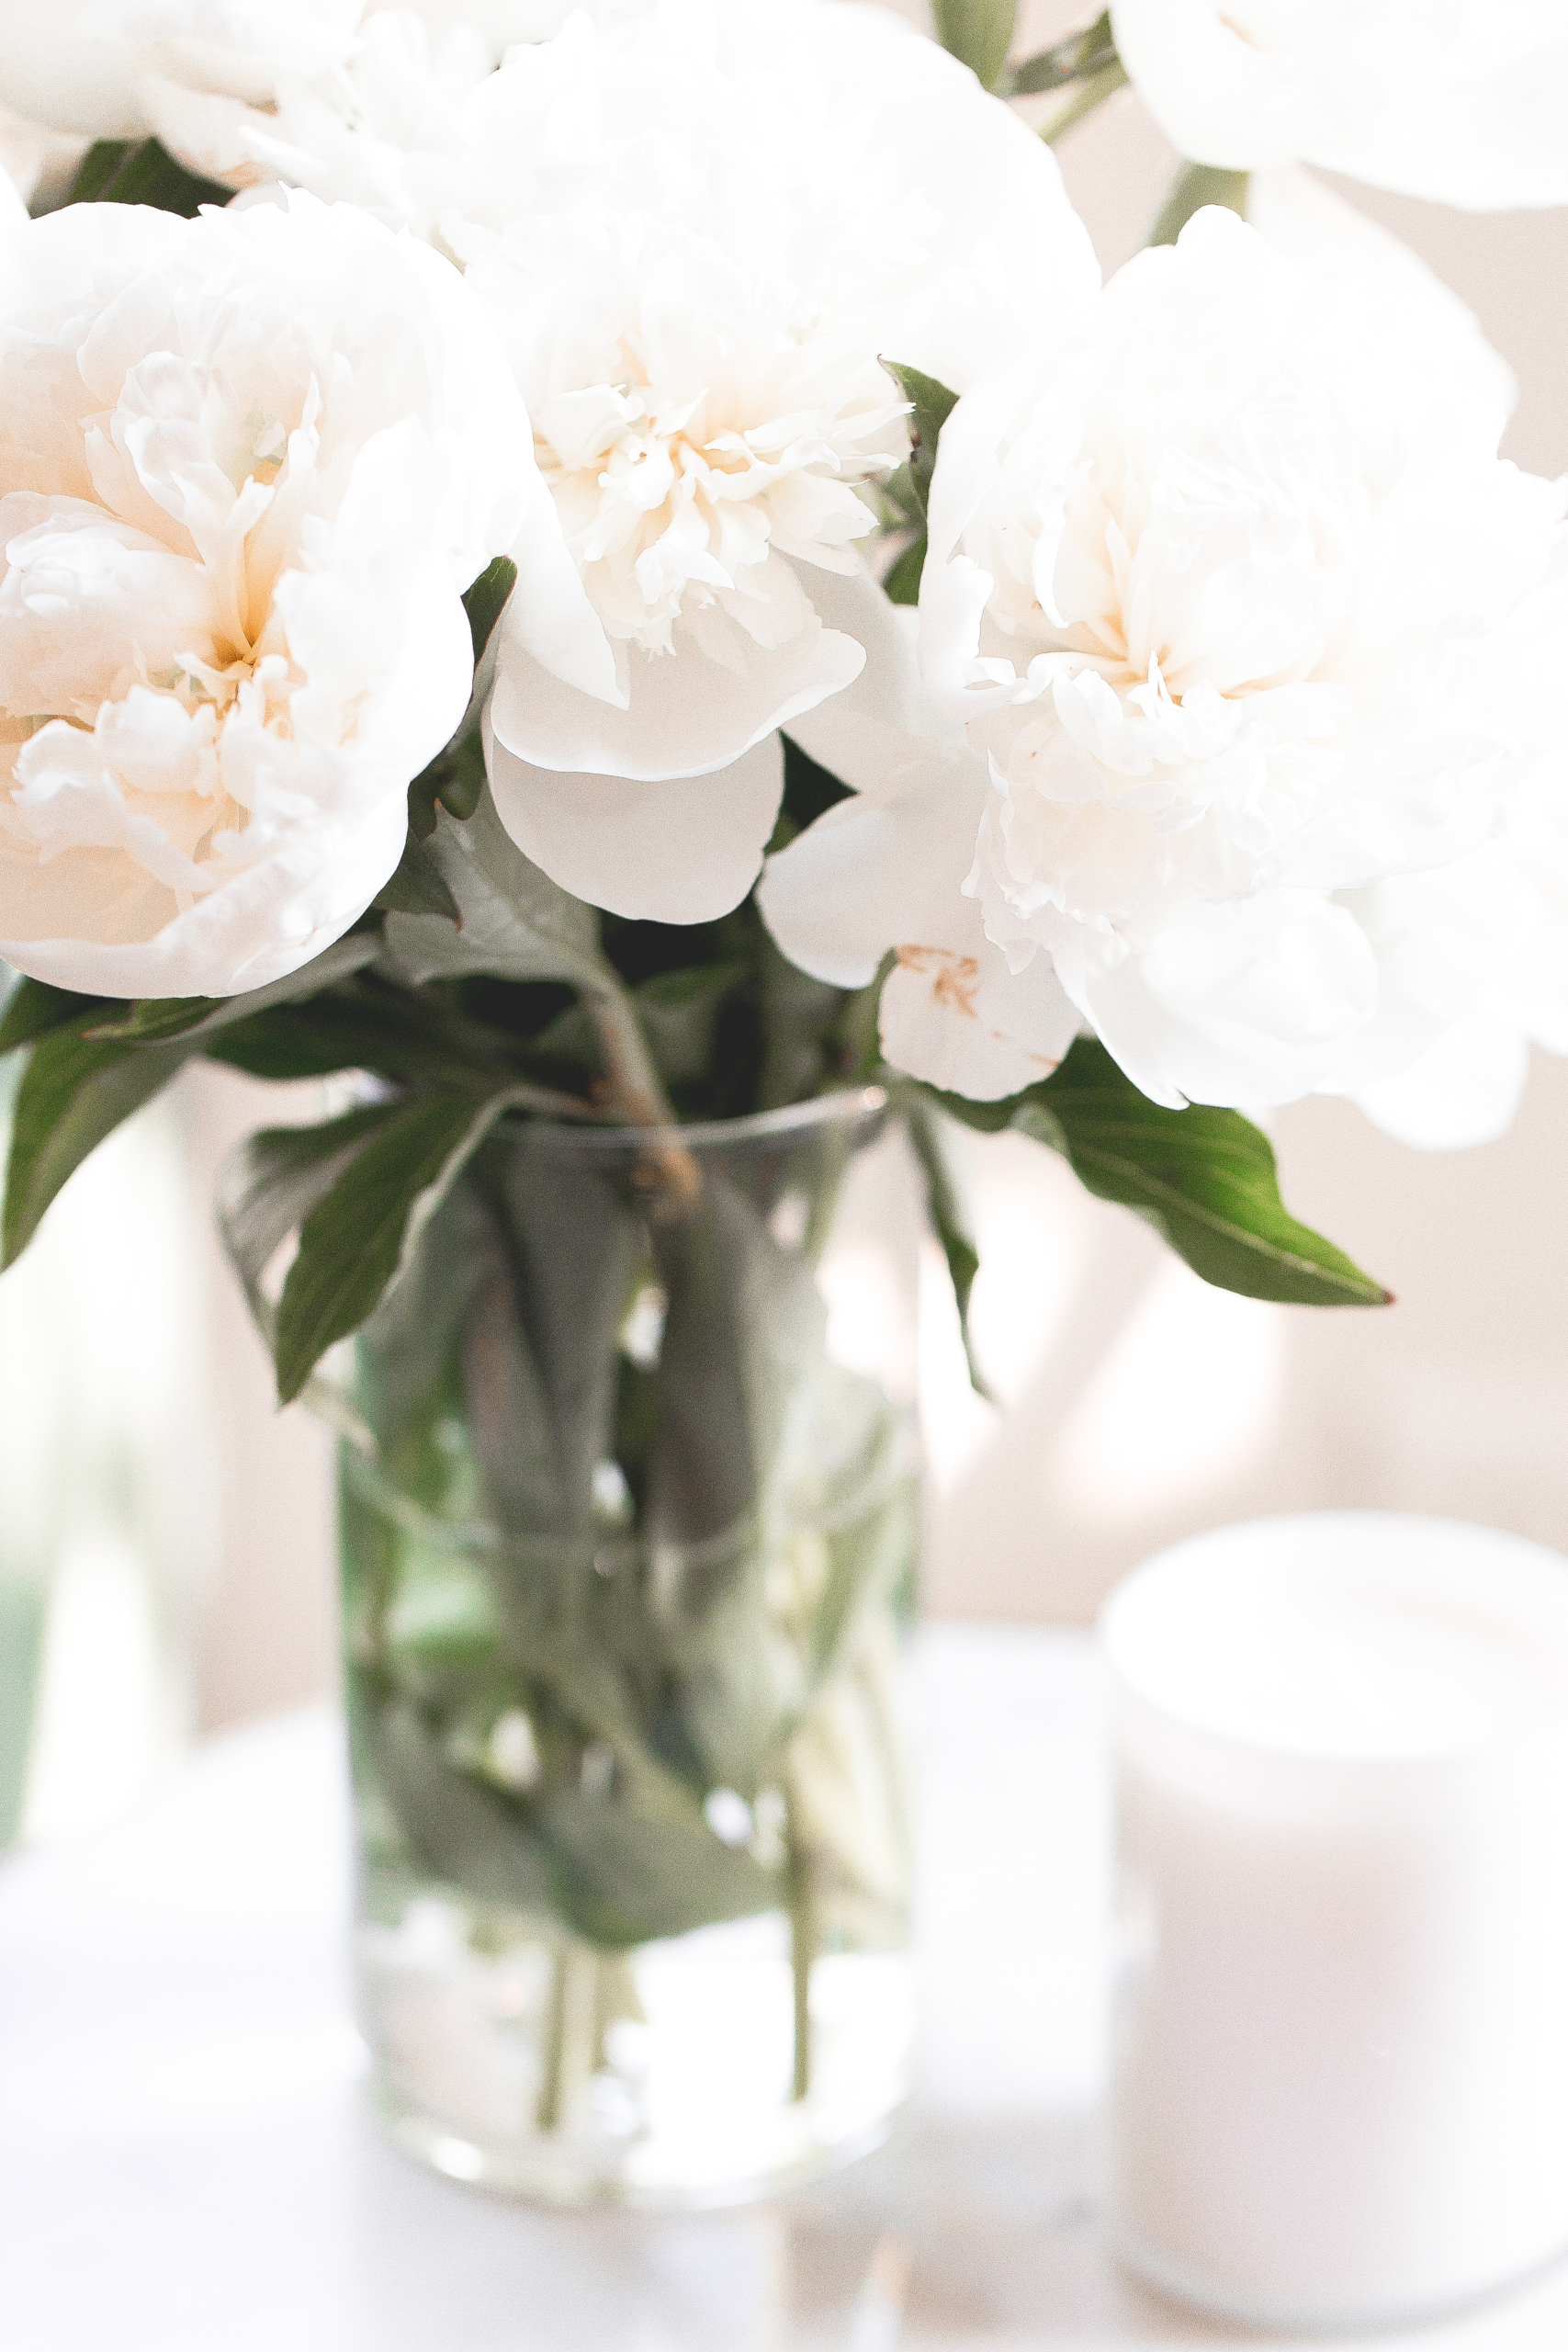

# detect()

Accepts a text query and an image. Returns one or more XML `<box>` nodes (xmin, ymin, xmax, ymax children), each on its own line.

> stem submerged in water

<box><xmin>784</xmin><ymin>1775</ymin><xmax>815</xmax><ymax>2103</ymax></box>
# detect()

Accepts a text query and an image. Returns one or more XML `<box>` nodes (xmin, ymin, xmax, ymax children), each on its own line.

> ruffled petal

<box><xmin>486</xmin><ymin>713</ymin><xmax>784</xmax><ymax>922</ymax></box>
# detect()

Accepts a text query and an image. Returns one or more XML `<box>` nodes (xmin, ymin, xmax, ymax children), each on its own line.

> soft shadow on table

<box><xmin>345</xmin><ymin>2104</ymin><xmax>1230</xmax><ymax>2351</ymax></box>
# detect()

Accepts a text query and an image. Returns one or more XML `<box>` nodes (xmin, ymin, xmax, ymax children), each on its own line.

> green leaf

<box><xmin>461</xmin><ymin>556</ymin><xmax>518</xmax><ymax>665</ymax></box>
<box><xmin>274</xmin><ymin>1091</ymin><xmax>525</xmax><ymax>1403</ymax></box>
<box><xmin>1148</xmin><ymin>161</ymin><xmax>1250</xmax><ymax>247</ymax></box>
<box><xmin>536</xmin><ymin>1782</ymin><xmax>779</xmax><ymax>1947</ymax></box>
<box><xmin>2</xmin><ymin>1032</ymin><xmax>191</xmax><ymax>1267</ymax></box>
<box><xmin>635</xmin><ymin>963</ymin><xmax>748</xmax><ymax>1091</ymax></box>
<box><xmin>201</xmin><ymin>982</ymin><xmax>531</xmax><ymax>1092</ymax></box>
<box><xmin>371</xmin><ymin>833</ymin><xmax>462</xmax><ymax>924</ymax></box>
<box><xmin>879</xmin><ymin>361</ymin><xmax>959</xmax><ymax>523</ymax></box>
<box><xmin>929</xmin><ymin>1038</ymin><xmax>1391</xmax><ymax>1308</ymax></box>
<box><xmin>882</xmin><ymin>537</ymin><xmax>925</xmax><ymax>607</ymax></box>
<box><xmin>408</xmin><ymin>722</ymin><xmax>487</xmax><ymax>840</ymax></box>
<box><xmin>401</xmin><ymin>561</ymin><xmax>515</xmax><ymax>843</ymax></box>
<box><xmin>217</xmin><ymin>1104</ymin><xmax>396</xmax><ymax>1336</ymax></box>
<box><xmin>65</xmin><ymin>136</ymin><xmax>231</xmax><ymax>216</ymax></box>
<box><xmin>382</xmin><ymin>795</ymin><xmax>611</xmax><ymax>996</ymax></box>
<box><xmin>932</xmin><ymin>0</ymin><xmax>1017</xmax><ymax>90</ymax></box>
<box><xmin>903</xmin><ymin>1098</ymin><xmax>994</xmax><ymax>1400</ymax></box>
<box><xmin>1006</xmin><ymin>10</ymin><xmax>1116</xmax><ymax>93</ymax></box>
<box><xmin>0</xmin><ymin>978</ymin><xmax>116</xmax><ymax>1058</ymax></box>
<box><xmin>84</xmin><ymin>932</ymin><xmax>381</xmax><ymax>1045</ymax></box>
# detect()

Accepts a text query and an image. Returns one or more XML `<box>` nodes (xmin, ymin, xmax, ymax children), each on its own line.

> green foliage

<box><xmin>903</xmin><ymin>1097</ymin><xmax>994</xmax><ymax>1398</ymax></box>
<box><xmin>1149</xmin><ymin>161</ymin><xmax>1250</xmax><ymax>246</ymax></box>
<box><xmin>64</xmin><ymin>137</ymin><xmax>231</xmax><ymax>216</ymax></box>
<box><xmin>877</xmin><ymin>364</ymin><xmax>959</xmax><ymax>603</ymax></box>
<box><xmin>879</xmin><ymin>362</ymin><xmax>959</xmax><ymax>524</ymax></box>
<box><xmin>273</xmin><ymin>1093</ymin><xmax>526</xmax><ymax>1403</ymax></box>
<box><xmin>339</xmin><ymin>1106</ymin><xmax>915</xmax><ymax>1949</ymax></box>
<box><xmin>405</xmin><ymin>560</ymin><xmax>517</xmax><ymax>844</ymax></box>
<box><xmin>1</xmin><ymin>1030</ymin><xmax>193</xmax><ymax>1268</ymax></box>
<box><xmin>461</xmin><ymin>556</ymin><xmax>519</xmax><ymax>667</ymax></box>
<box><xmin>930</xmin><ymin>1038</ymin><xmax>1390</xmax><ymax>1308</ymax></box>
<box><xmin>0</xmin><ymin>979</ymin><xmax>117</xmax><ymax>1057</ymax></box>
<box><xmin>85</xmin><ymin>933</ymin><xmax>381</xmax><ymax>1046</ymax></box>
<box><xmin>932</xmin><ymin>0</ymin><xmax>1018</xmax><ymax>91</ymax></box>
<box><xmin>1006</xmin><ymin>10</ymin><xmax>1116</xmax><ymax>93</ymax></box>
<box><xmin>882</xmin><ymin>537</ymin><xmax>925</xmax><ymax>607</ymax></box>
<box><xmin>372</xmin><ymin>834</ymin><xmax>463</xmax><ymax>924</ymax></box>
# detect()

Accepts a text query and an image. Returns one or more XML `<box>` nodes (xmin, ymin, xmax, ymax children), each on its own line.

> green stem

<box><xmin>1006</xmin><ymin>9</ymin><xmax>1115</xmax><ymax>95</ymax></box>
<box><xmin>1038</xmin><ymin>55</ymin><xmax>1129</xmax><ymax>145</ymax></box>
<box><xmin>784</xmin><ymin>1776</ymin><xmax>815</xmax><ymax>2104</ymax></box>
<box><xmin>1147</xmin><ymin>161</ymin><xmax>1250</xmax><ymax>246</ymax></box>
<box><xmin>536</xmin><ymin>1941</ymin><xmax>572</xmax><ymax>2132</ymax></box>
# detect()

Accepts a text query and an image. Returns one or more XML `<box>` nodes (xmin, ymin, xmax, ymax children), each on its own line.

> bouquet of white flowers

<box><xmin>1</xmin><ymin>0</ymin><xmax>1562</xmax><ymax>2201</ymax></box>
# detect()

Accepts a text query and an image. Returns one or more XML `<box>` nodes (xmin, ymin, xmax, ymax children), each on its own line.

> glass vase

<box><xmin>335</xmin><ymin>1087</ymin><xmax>919</xmax><ymax>2206</ymax></box>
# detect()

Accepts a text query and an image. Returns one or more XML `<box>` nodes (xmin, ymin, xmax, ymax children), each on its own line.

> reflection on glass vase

<box><xmin>335</xmin><ymin>1088</ymin><xmax>920</xmax><ymax>2206</ymax></box>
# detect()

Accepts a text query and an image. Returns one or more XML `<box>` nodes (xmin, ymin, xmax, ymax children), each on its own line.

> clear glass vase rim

<box><xmin>513</xmin><ymin>1083</ymin><xmax>889</xmax><ymax>1155</ymax></box>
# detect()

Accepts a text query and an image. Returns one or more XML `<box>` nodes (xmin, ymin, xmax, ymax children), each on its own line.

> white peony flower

<box><xmin>1111</xmin><ymin>0</ymin><xmax>1568</xmax><ymax>209</ymax></box>
<box><xmin>0</xmin><ymin>0</ymin><xmax>547</xmax><ymax>189</ymax></box>
<box><xmin>0</xmin><ymin>191</ymin><xmax>541</xmax><ymax>999</ymax></box>
<box><xmin>451</xmin><ymin>0</ymin><xmax>1100</xmax><ymax>923</ymax></box>
<box><xmin>767</xmin><ymin>207</ymin><xmax>1568</xmax><ymax>1117</ymax></box>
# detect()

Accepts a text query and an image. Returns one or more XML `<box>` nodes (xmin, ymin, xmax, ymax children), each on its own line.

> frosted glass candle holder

<box><xmin>1101</xmin><ymin>1513</ymin><xmax>1568</xmax><ymax>2333</ymax></box>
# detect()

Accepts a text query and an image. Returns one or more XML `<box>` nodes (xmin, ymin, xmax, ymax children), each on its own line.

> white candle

<box><xmin>1101</xmin><ymin>1513</ymin><xmax>1568</xmax><ymax>2330</ymax></box>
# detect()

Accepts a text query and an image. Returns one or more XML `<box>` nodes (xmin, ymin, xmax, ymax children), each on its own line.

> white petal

<box><xmin>1110</xmin><ymin>0</ymin><xmax>1353</xmax><ymax>172</ymax></box>
<box><xmin>1246</xmin><ymin>167</ymin><xmax>1515</xmax><ymax>447</ymax></box>
<box><xmin>1063</xmin><ymin>893</ymin><xmax>1380</xmax><ymax>1112</ymax></box>
<box><xmin>1314</xmin><ymin>46</ymin><xmax>1568</xmax><ymax>211</ymax></box>
<box><xmin>0</xmin><ymin>787</ymin><xmax>410</xmax><ymax>999</ymax></box>
<box><xmin>497</xmin><ymin>465</ymin><xmax>622</xmax><ymax>706</ymax></box>
<box><xmin>880</xmin><ymin>933</ymin><xmax>1079</xmax><ymax>1101</ymax></box>
<box><xmin>1111</xmin><ymin>0</ymin><xmax>1568</xmax><ymax>209</ymax></box>
<box><xmin>0</xmin><ymin>4</ymin><xmax>149</xmax><ymax>137</ymax></box>
<box><xmin>758</xmin><ymin>752</ymin><xmax>987</xmax><ymax>988</ymax></box>
<box><xmin>1349</xmin><ymin>1020</ymin><xmax>1531</xmax><ymax>1151</ymax></box>
<box><xmin>787</xmin><ymin>564</ymin><xmax>961</xmax><ymax>769</ymax></box>
<box><xmin>486</xmin><ymin>714</ymin><xmax>783</xmax><ymax>923</ymax></box>
<box><xmin>489</xmin><ymin>573</ymin><xmax>865</xmax><ymax>782</ymax></box>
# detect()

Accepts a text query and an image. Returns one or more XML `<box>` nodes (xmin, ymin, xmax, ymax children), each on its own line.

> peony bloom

<box><xmin>766</xmin><ymin>209</ymin><xmax>1568</xmax><ymax>1116</ymax></box>
<box><xmin>0</xmin><ymin>191</ymin><xmax>544</xmax><ymax>999</ymax></box>
<box><xmin>0</xmin><ymin>1</ymin><xmax>551</xmax><ymax>188</ymax></box>
<box><xmin>452</xmin><ymin>0</ymin><xmax>1100</xmax><ymax>922</ymax></box>
<box><xmin>203</xmin><ymin>0</ymin><xmax>1096</xmax><ymax>920</ymax></box>
<box><xmin>1111</xmin><ymin>0</ymin><xmax>1568</xmax><ymax>210</ymax></box>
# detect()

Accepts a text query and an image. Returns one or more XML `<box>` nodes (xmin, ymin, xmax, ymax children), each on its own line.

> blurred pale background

<box><xmin>9</xmin><ymin>0</ymin><xmax>1568</xmax><ymax>1788</ymax></box>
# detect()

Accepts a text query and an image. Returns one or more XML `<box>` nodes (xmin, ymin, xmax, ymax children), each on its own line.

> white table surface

<box><xmin>5</xmin><ymin>1624</ymin><xmax>1568</xmax><ymax>2352</ymax></box>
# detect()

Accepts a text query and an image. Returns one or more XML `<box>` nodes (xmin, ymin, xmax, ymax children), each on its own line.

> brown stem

<box><xmin>587</xmin><ymin>986</ymin><xmax>701</xmax><ymax>1215</ymax></box>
